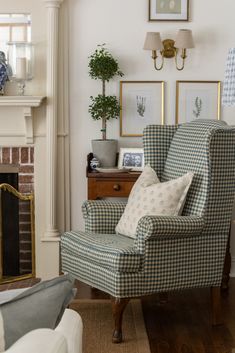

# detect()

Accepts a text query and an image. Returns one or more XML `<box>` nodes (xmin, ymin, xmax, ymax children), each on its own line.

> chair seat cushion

<box><xmin>61</xmin><ymin>231</ymin><xmax>142</xmax><ymax>273</ymax></box>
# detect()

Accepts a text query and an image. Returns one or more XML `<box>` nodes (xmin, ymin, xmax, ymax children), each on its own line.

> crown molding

<box><xmin>0</xmin><ymin>96</ymin><xmax>45</xmax><ymax>107</ymax></box>
<box><xmin>0</xmin><ymin>96</ymin><xmax>46</xmax><ymax>144</ymax></box>
<box><xmin>43</xmin><ymin>0</ymin><xmax>64</xmax><ymax>8</ymax></box>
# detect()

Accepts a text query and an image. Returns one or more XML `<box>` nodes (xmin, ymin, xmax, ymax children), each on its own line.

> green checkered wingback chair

<box><xmin>61</xmin><ymin>119</ymin><xmax>235</xmax><ymax>343</ymax></box>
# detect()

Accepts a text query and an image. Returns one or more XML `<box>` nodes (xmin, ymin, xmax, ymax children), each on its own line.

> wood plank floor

<box><xmin>74</xmin><ymin>279</ymin><xmax>235</xmax><ymax>353</ymax></box>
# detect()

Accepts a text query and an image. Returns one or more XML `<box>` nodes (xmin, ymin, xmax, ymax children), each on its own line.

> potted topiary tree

<box><xmin>88</xmin><ymin>44</ymin><xmax>124</xmax><ymax>167</ymax></box>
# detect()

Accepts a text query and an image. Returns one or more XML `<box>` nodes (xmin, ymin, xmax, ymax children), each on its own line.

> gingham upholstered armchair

<box><xmin>61</xmin><ymin>120</ymin><xmax>235</xmax><ymax>343</ymax></box>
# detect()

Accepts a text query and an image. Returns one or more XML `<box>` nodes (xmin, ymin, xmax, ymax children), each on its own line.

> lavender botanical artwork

<box><xmin>120</xmin><ymin>81</ymin><xmax>164</xmax><ymax>136</ymax></box>
<box><xmin>193</xmin><ymin>97</ymin><xmax>202</xmax><ymax>118</ymax></box>
<box><xmin>177</xmin><ymin>81</ymin><xmax>220</xmax><ymax>123</ymax></box>
<box><xmin>136</xmin><ymin>95</ymin><xmax>146</xmax><ymax>118</ymax></box>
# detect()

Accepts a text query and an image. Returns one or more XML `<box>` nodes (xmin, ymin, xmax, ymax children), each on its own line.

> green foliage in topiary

<box><xmin>88</xmin><ymin>44</ymin><xmax>124</xmax><ymax>82</ymax></box>
<box><xmin>89</xmin><ymin>95</ymin><xmax>121</xmax><ymax>121</ymax></box>
<box><xmin>88</xmin><ymin>44</ymin><xmax>124</xmax><ymax>140</ymax></box>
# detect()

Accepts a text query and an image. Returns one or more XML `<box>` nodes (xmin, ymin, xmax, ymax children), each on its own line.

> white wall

<box><xmin>69</xmin><ymin>0</ymin><xmax>235</xmax><ymax>274</ymax></box>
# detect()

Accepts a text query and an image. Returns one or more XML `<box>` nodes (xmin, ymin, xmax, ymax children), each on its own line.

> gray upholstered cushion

<box><xmin>61</xmin><ymin>231</ymin><xmax>142</xmax><ymax>273</ymax></box>
<box><xmin>0</xmin><ymin>288</ymin><xmax>28</xmax><ymax>305</ymax></box>
<box><xmin>0</xmin><ymin>274</ymin><xmax>75</xmax><ymax>351</ymax></box>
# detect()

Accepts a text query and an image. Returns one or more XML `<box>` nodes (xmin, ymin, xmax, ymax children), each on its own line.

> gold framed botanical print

<box><xmin>149</xmin><ymin>0</ymin><xmax>189</xmax><ymax>21</ymax></box>
<box><xmin>120</xmin><ymin>81</ymin><xmax>165</xmax><ymax>137</ymax></box>
<box><xmin>175</xmin><ymin>81</ymin><xmax>221</xmax><ymax>123</ymax></box>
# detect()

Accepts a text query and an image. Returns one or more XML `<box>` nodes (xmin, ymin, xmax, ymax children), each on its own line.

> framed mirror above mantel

<box><xmin>0</xmin><ymin>13</ymin><xmax>33</xmax><ymax>96</ymax></box>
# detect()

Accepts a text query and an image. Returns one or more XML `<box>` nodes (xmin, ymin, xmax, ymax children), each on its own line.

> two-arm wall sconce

<box><xmin>143</xmin><ymin>29</ymin><xmax>194</xmax><ymax>71</ymax></box>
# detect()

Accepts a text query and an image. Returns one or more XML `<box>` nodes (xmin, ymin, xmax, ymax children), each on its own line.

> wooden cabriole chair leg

<box><xmin>211</xmin><ymin>286</ymin><xmax>223</xmax><ymax>326</ymax></box>
<box><xmin>112</xmin><ymin>297</ymin><xmax>130</xmax><ymax>343</ymax></box>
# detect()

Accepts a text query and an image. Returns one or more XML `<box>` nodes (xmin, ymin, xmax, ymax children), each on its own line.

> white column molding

<box><xmin>42</xmin><ymin>0</ymin><xmax>64</xmax><ymax>240</ymax></box>
<box><xmin>57</xmin><ymin>1</ymin><xmax>71</xmax><ymax>232</ymax></box>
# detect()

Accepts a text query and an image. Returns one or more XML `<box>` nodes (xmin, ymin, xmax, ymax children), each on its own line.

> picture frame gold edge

<box><xmin>175</xmin><ymin>80</ymin><xmax>221</xmax><ymax>84</ymax></box>
<box><xmin>120</xmin><ymin>80</ymin><xmax>165</xmax><ymax>136</ymax></box>
<box><xmin>121</xmin><ymin>134</ymin><xmax>143</xmax><ymax>137</ymax></box>
<box><xmin>187</xmin><ymin>0</ymin><xmax>190</xmax><ymax>21</ymax></box>
<box><xmin>175</xmin><ymin>80</ymin><xmax>222</xmax><ymax>124</ymax></box>
<box><xmin>148</xmin><ymin>0</ymin><xmax>151</xmax><ymax>21</ymax></box>
<box><xmin>148</xmin><ymin>0</ymin><xmax>189</xmax><ymax>22</ymax></box>
<box><xmin>175</xmin><ymin>81</ymin><xmax>180</xmax><ymax>124</ymax></box>
<box><xmin>120</xmin><ymin>80</ymin><xmax>164</xmax><ymax>84</ymax></box>
<box><xmin>120</xmin><ymin>81</ymin><xmax>123</xmax><ymax>136</ymax></box>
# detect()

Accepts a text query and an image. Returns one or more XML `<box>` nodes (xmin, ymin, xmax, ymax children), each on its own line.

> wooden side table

<box><xmin>86</xmin><ymin>153</ymin><xmax>140</xmax><ymax>200</ymax></box>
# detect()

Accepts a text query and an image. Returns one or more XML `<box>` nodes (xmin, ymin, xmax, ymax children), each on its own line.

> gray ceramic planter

<box><xmin>92</xmin><ymin>139</ymin><xmax>118</xmax><ymax>167</ymax></box>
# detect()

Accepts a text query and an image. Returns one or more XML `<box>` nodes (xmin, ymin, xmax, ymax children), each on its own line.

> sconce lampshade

<box><xmin>174</xmin><ymin>29</ymin><xmax>194</xmax><ymax>49</ymax></box>
<box><xmin>222</xmin><ymin>48</ymin><xmax>235</xmax><ymax>106</ymax></box>
<box><xmin>143</xmin><ymin>32</ymin><xmax>163</xmax><ymax>51</ymax></box>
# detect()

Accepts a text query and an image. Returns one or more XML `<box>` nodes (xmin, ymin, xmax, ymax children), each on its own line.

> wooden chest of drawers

<box><xmin>86</xmin><ymin>153</ymin><xmax>140</xmax><ymax>200</ymax></box>
<box><xmin>87</xmin><ymin>171</ymin><xmax>140</xmax><ymax>200</ymax></box>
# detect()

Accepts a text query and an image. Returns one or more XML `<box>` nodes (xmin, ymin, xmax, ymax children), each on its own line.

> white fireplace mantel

<box><xmin>0</xmin><ymin>96</ymin><xmax>46</xmax><ymax>144</ymax></box>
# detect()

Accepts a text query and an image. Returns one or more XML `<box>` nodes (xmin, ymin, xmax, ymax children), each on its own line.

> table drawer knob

<box><xmin>113</xmin><ymin>184</ymin><xmax>121</xmax><ymax>191</ymax></box>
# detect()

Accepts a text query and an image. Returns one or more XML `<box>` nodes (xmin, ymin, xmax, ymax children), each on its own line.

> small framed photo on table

<box><xmin>118</xmin><ymin>148</ymin><xmax>145</xmax><ymax>171</ymax></box>
<box><xmin>149</xmin><ymin>0</ymin><xmax>189</xmax><ymax>21</ymax></box>
<box><xmin>175</xmin><ymin>81</ymin><xmax>221</xmax><ymax>124</ymax></box>
<box><xmin>120</xmin><ymin>81</ymin><xmax>165</xmax><ymax>137</ymax></box>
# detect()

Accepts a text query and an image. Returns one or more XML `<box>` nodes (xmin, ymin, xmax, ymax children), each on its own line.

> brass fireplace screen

<box><xmin>0</xmin><ymin>183</ymin><xmax>35</xmax><ymax>284</ymax></box>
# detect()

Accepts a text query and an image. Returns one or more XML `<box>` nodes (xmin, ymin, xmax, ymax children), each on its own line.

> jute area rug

<box><xmin>70</xmin><ymin>299</ymin><xmax>151</xmax><ymax>353</ymax></box>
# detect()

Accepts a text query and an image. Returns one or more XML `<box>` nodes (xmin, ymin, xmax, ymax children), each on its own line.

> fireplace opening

<box><xmin>0</xmin><ymin>167</ymin><xmax>19</xmax><ymax>276</ymax></box>
<box><xmin>0</xmin><ymin>147</ymin><xmax>35</xmax><ymax>283</ymax></box>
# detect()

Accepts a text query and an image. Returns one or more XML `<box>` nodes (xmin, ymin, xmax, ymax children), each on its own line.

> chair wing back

<box><xmin>161</xmin><ymin>120</ymin><xmax>235</xmax><ymax>222</ymax></box>
<box><xmin>143</xmin><ymin>120</ymin><xmax>235</xmax><ymax>234</ymax></box>
<box><xmin>143</xmin><ymin>124</ymin><xmax>178</xmax><ymax>180</ymax></box>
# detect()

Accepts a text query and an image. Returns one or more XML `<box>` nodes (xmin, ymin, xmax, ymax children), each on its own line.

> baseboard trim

<box><xmin>230</xmin><ymin>256</ymin><xmax>235</xmax><ymax>277</ymax></box>
<box><xmin>41</xmin><ymin>236</ymin><xmax>60</xmax><ymax>242</ymax></box>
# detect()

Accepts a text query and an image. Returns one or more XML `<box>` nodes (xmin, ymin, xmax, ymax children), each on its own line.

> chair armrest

<box><xmin>5</xmin><ymin>329</ymin><xmax>67</xmax><ymax>353</ymax></box>
<box><xmin>82</xmin><ymin>200</ymin><xmax>126</xmax><ymax>233</ymax></box>
<box><xmin>136</xmin><ymin>215</ymin><xmax>204</xmax><ymax>241</ymax></box>
<box><xmin>55</xmin><ymin>309</ymin><xmax>83</xmax><ymax>353</ymax></box>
